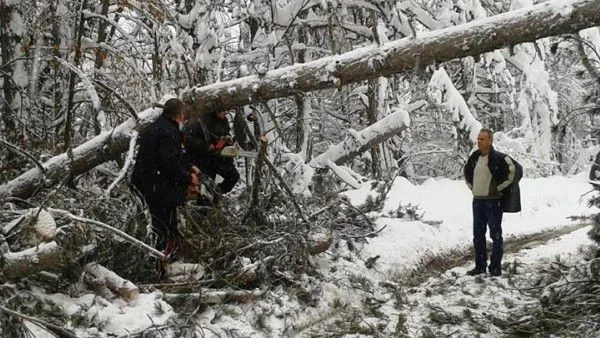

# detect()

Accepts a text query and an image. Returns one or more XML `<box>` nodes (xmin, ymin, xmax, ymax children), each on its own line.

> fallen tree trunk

<box><xmin>1</xmin><ymin>242</ymin><xmax>62</xmax><ymax>280</ymax></box>
<box><xmin>1</xmin><ymin>224</ymin><xmax>93</xmax><ymax>280</ymax></box>
<box><xmin>181</xmin><ymin>0</ymin><xmax>600</xmax><ymax>113</ymax></box>
<box><xmin>0</xmin><ymin>107</ymin><xmax>162</xmax><ymax>200</ymax></box>
<box><xmin>2</xmin><ymin>0</ymin><xmax>600</xmax><ymax>199</ymax></box>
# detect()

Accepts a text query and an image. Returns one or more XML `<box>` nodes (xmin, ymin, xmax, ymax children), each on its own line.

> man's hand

<box><xmin>191</xmin><ymin>172</ymin><xmax>199</xmax><ymax>186</ymax></box>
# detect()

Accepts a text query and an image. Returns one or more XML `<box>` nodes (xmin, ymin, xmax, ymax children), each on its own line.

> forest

<box><xmin>1</xmin><ymin>0</ymin><xmax>600</xmax><ymax>337</ymax></box>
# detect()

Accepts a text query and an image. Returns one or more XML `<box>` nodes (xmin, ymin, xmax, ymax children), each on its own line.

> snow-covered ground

<box><xmin>345</xmin><ymin>172</ymin><xmax>596</xmax><ymax>276</ymax></box>
<box><xmin>400</xmin><ymin>226</ymin><xmax>593</xmax><ymax>337</ymax></box>
<box><xmin>29</xmin><ymin>173</ymin><xmax>597</xmax><ymax>337</ymax></box>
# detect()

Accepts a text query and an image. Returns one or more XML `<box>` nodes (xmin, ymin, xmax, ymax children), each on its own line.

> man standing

<box><xmin>184</xmin><ymin>110</ymin><xmax>240</xmax><ymax>199</ymax></box>
<box><xmin>131</xmin><ymin>98</ymin><xmax>199</xmax><ymax>258</ymax></box>
<box><xmin>463</xmin><ymin>128</ymin><xmax>516</xmax><ymax>277</ymax></box>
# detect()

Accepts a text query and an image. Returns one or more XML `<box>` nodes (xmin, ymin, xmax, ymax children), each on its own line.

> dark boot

<box><xmin>466</xmin><ymin>267</ymin><xmax>486</xmax><ymax>276</ymax></box>
<box><xmin>489</xmin><ymin>267</ymin><xmax>502</xmax><ymax>277</ymax></box>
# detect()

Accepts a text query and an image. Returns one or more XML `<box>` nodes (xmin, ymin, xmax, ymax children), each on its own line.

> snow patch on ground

<box><xmin>344</xmin><ymin>172</ymin><xmax>595</xmax><ymax>275</ymax></box>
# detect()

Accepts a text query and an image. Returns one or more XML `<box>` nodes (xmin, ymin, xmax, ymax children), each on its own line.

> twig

<box><xmin>238</xmin><ymin>237</ymin><xmax>284</xmax><ymax>252</ymax></box>
<box><xmin>0</xmin><ymin>139</ymin><xmax>46</xmax><ymax>174</ymax></box>
<box><xmin>263</xmin><ymin>156</ymin><xmax>310</xmax><ymax>226</ymax></box>
<box><xmin>0</xmin><ymin>304</ymin><xmax>77</xmax><ymax>338</ymax></box>
<box><xmin>92</xmin><ymin>78</ymin><xmax>138</xmax><ymax>119</ymax></box>
<box><xmin>48</xmin><ymin>208</ymin><xmax>165</xmax><ymax>259</ymax></box>
<box><xmin>338</xmin><ymin>198</ymin><xmax>376</xmax><ymax>227</ymax></box>
<box><xmin>341</xmin><ymin>225</ymin><xmax>387</xmax><ymax>239</ymax></box>
<box><xmin>105</xmin><ymin>130</ymin><xmax>138</xmax><ymax>198</ymax></box>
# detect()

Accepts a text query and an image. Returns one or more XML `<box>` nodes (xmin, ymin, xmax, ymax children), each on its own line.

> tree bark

<box><xmin>0</xmin><ymin>2</ymin><xmax>17</xmax><ymax>136</ymax></box>
<box><xmin>2</xmin><ymin>0</ymin><xmax>600</xmax><ymax>199</ymax></box>
<box><xmin>64</xmin><ymin>0</ymin><xmax>88</xmax><ymax>152</ymax></box>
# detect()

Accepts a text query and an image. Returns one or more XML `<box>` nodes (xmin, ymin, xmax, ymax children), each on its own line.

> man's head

<box><xmin>163</xmin><ymin>98</ymin><xmax>185</xmax><ymax>124</ymax></box>
<box><xmin>215</xmin><ymin>110</ymin><xmax>228</xmax><ymax>120</ymax></box>
<box><xmin>477</xmin><ymin>128</ymin><xmax>493</xmax><ymax>154</ymax></box>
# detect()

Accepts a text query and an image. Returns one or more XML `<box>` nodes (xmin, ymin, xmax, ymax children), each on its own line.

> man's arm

<box><xmin>464</xmin><ymin>157</ymin><xmax>473</xmax><ymax>190</ymax></box>
<box><xmin>158</xmin><ymin>131</ymin><xmax>192</xmax><ymax>187</ymax></box>
<box><xmin>184</xmin><ymin>120</ymin><xmax>210</xmax><ymax>153</ymax></box>
<box><xmin>497</xmin><ymin>156</ymin><xmax>516</xmax><ymax>192</ymax></box>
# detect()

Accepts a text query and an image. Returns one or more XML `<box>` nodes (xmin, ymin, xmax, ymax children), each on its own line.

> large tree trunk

<box><xmin>0</xmin><ymin>107</ymin><xmax>162</xmax><ymax>200</ymax></box>
<box><xmin>181</xmin><ymin>0</ymin><xmax>600</xmax><ymax>114</ymax></box>
<box><xmin>2</xmin><ymin>0</ymin><xmax>600</xmax><ymax>199</ymax></box>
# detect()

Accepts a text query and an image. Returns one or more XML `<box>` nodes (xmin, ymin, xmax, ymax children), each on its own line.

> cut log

<box><xmin>165</xmin><ymin>262</ymin><xmax>205</xmax><ymax>282</ymax></box>
<box><xmin>1</xmin><ymin>242</ymin><xmax>62</xmax><ymax>280</ymax></box>
<box><xmin>2</xmin><ymin>0</ymin><xmax>600</xmax><ymax>199</ymax></box>
<box><xmin>83</xmin><ymin>263</ymin><xmax>139</xmax><ymax>301</ymax></box>
<box><xmin>1</xmin><ymin>224</ymin><xmax>93</xmax><ymax>280</ymax></box>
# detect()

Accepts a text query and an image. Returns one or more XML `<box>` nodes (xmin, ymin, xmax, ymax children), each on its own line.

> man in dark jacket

<box><xmin>184</xmin><ymin>110</ymin><xmax>240</xmax><ymax>198</ymax></box>
<box><xmin>131</xmin><ymin>98</ymin><xmax>199</xmax><ymax>256</ymax></box>
<box><xmin>463</xmin><ymin>128</ymin><xmax>516</xmax><ymax>277</ymax></box>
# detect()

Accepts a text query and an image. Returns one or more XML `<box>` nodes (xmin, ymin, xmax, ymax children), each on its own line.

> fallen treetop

<box><xmin>2</xmin><ymin>0</ymin><xmax>600</xmax><ymax>199</ymax></box>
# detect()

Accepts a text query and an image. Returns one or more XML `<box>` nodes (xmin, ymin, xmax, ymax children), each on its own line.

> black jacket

<box><xmin>464</xmin><ymin>147</ymin><xmax>522</xmax><ymax>212</ymax></box>
<box><xmin>131</xmin><ymin>114</ymin><xmax>191</xmax><ymax>207</ymax></box>
<box><xmin>183</xmin><ymin>112</ymin><xmax>231</xmax><ymax>164</ymax></box>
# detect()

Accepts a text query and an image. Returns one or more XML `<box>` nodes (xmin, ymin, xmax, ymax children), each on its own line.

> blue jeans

<box><xmin>472</xmin><ymin>199</ymin><xmax>503</xmax><ymax>271</ymax></box>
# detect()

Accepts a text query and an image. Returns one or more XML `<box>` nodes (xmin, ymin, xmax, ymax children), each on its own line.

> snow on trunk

<box><xmin>580</xmin><ymin>27</ymin><xmax>600</xmax><ymax>65</ymax></box>
<box><xmin>428</xmin><ymin>68</ymin><xmax>482</xmax><ymax>143</ymax></box>
<box><xmin>84</xmin><ymin>263</ymin><xmax>139</xmax><ymax>301</ymax></box>
<box><xmin>511</xmin><ymin>0</ymin><xmax>559</xmax><ymax>161</ymax></box>
<box><xmin>183</xmin><ymin>0</ymin><xmax>600</xmax><ymax>115</ymax></box>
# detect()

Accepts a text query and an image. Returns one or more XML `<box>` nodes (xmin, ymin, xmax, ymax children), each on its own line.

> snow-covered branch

<box><xmin>310</xmin><ymin>108</ymin><xmax>410</xmax><ymax>167</ymax></box>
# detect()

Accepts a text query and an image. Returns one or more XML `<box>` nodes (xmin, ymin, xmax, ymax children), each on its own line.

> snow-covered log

<box><xmin>0</xmin><ymin>106</ymin><xmax>162</xmax><ymax>200</ymax></box>
<box><xmin>83</xmin><ymin>263</ymin><xmax>139</xmax><ymax>301</ymax></box>
<box><xmin>1</xmin><ymin>224</ymin><xmax>93</xmax><ymax>280</ymax></box>
<box><xmin>2</xmin><ymin>0</ymin><xmax>600</xmax><ymax>199</ymax></box>
<box><xmin>1</xmin><ymin>242</ymin><xmax>62</xmax><ymax>280</ymax></box>
<box><xmin>182</xmin><ymin>0</ymin><xmax>600</xmax><ymax>114</ymax></box>
<box><xmin>310</xmin><ymin>109</ymin><xmax>410</xmax><ymax>167</ymax></box>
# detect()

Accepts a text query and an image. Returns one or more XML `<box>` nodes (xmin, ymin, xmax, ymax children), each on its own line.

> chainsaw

<box><xmin>219</xmin><ymin>145</ymin><xmax>258</xmax><ymax>158</ymax></box>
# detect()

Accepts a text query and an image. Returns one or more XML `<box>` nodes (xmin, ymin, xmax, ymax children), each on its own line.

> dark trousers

<box><xmin>472</xmin><ymin>199</ymin><xmax>503</xmax><ymax>271</ymax></box>
<box><xmin>199</xmin><ymin>155</ymin><xmax>240</xmax><ymax>194</ymax></box>
<box><xmin>147</xmin><ymin>202</ymin><xmax>178</xmax><ymax>251</ymax></box>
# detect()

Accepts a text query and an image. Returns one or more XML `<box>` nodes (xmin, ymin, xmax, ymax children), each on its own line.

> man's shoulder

<box><xmin>491</xmin><ymin>149</ymin><xmax>509</xmax><ymax>160</ymax></box>
<box><xmin>467</xmin><ymin>150</ymin><xmax>481</xmax><ymax>161</ymax></box>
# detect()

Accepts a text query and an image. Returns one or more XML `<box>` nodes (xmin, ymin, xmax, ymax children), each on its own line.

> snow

<box><xmin>40</xmin><ymin>291</ymin><xmax>174</xmax><ymax>336</ymax></box>
<box><xmin>14</xmin><ymin>171</ymin><xmax>597</xmax><ymax>337</ymax></box>
<box><xmin>428</xmin><ymin>67</ymin><xmax>482</xmax><ymax>143</ymax></box>
<box><xmin>401</xmin><ymin>226</ymin><xmax>593</xmax><ymax>337</ymax></box>
<box><xmin>343</xmin><ymin>172</ymin><xmax>596</xmax><ymax>275</ymax></box>
<box><xmin>511</xmin><ymin>0</ymin><xmax>560</xmax><ymax>162</ymax></box>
